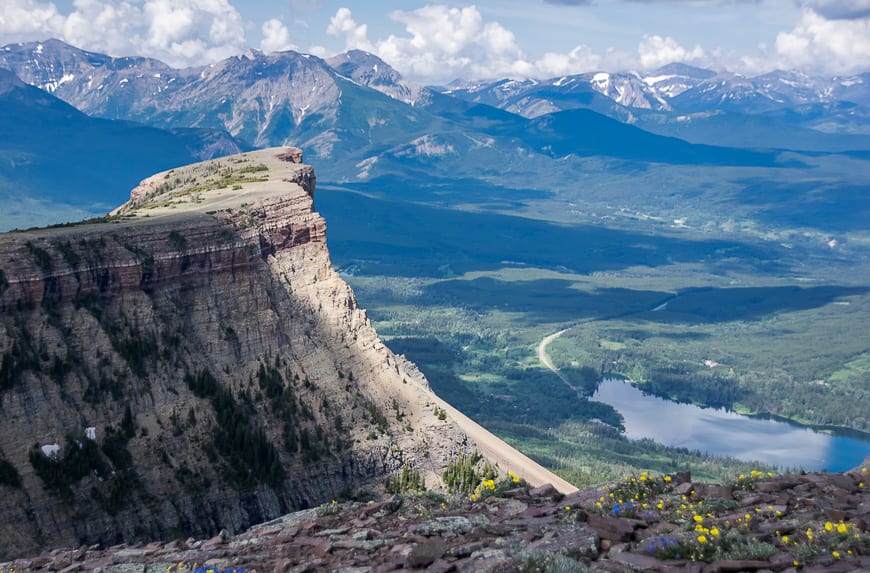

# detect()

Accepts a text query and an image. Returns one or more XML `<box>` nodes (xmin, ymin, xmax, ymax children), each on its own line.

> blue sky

<box><xmin>2</xmin><ymin>1</ymin><xmax>868</xmax><ymax>82</ymax></box>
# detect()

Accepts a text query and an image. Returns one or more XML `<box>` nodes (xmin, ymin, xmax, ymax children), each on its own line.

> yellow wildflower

<box><xmin>697</xmin><ymin>535</ymin><xmax>708</xmax><ymax>544</ymax></box>
<box><xmin>664</xmin><ymin>475</ymin><xmax>672</xmax><ymax>482</ymax></box>
<box><xmin>825</xmin><ymin>522</ymin><xmax>834</xmax><ymax>532</ymax></box>
<box><xmin>694</xmin><ymin>515</ymin><xmax>704</xmax><ymax>523</ymax></box>
<box><xmin>656</xmin><ymin>501</ymin><xmax>664</xmax><ymax>510</ymax></box>
<box><xmin>565</xmin><ymin>505</ymin><xmax>572</xmax><ymax>511</ymax></box>
<box><xmin>832</xmin><ymin>551</ymin><xmax>841</xmax><ymax>559</ymax></box>
<box><xmin>837</xmin><ymin>523</ymin><xmax>849</xmax><ymax>534</ymax></box>
<box><xmin>782</xmin><ymin>535</ymin><xmax>790</xmax><ymax>544</ymax></box>
<box><xmin>710</xmin><ymin>527</ymin><xmax>720</xmax><ymax>537</ymax></box>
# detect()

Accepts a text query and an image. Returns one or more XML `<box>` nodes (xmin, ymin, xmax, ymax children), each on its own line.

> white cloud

<box><xmin>637</xmin><ymin>34</ymin><xmax>705</xmax><ymax>69</ymax></box>
<box><xmin>0</xmin><ymin>0</ymin><xmax>65</xmax><ymax>40</ymax></box>
<box><xmin>534</xmin><ymin>45</ymin><xmax>602</xmax><ymax>76</ymax></box>
<box><xmin>325</xmin><ymin>5</ymin><xmax>534</xmax><ymax>83</ymax></box>
<box><xmin>326</xmin><ymin>7</ymin><xmax>373</xmax><ymax>52</ymax></box>
<box><xmin>318</xmin><ymin>5</ymin><xmax>722</xmax><ymax>82</ymax></box>
<box><xmin>260</xmin><ymin>18</ymin><xmax>297</xmax><ymax>54</ymax></box>
<box><xmin>775</xmin><ymin>8</ymin><xmax>870</xmax><ymax>73</ymax></box>
<box><xmin>139</xmin><ymin>0</ymin><xmax>246</xmax><ymax>66</ymax></box>
<box><xmin>62</xmin><ymin>0</ymin><xmax>140</xmax><ymax>57</ymax></box>
<box><xmin>0</xmin><ymin>0</ymin><xmax>247</xmax><ymax>68</ymax></box>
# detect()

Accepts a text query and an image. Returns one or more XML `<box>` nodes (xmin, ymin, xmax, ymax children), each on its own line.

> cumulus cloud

<box><xmin>534</xmin><ymin>45</ymin><xmax>603</xmax><ymax>77</ymax></box>
<box><xmin>326</xmin><ymin>5</ymin><xmax>537</xmax><ymax>82</ymax></box>
<box><xmin>0</xmin><ymin>0</ymin><xmax>65</xmax><ymax>40</ymax></box>
<box><xmin>61</xmin><ymin>0</ymin><xmax>140</xmax><ymax>57</ymax></box>
<box><xmin>776</xmin><ymin>8</ymin><xmax>870</xmax><ymax>73</ymax></box>
<box><xmin>0</xmin><ymin>0</ymin><xmax>247</xmax><ymax>68</ymax></box>
<box><xmin>637</xmin><ymin>34</ymin><xmax>705</xmax><ymax>69</ymax></box>
<box><xmin>321</xmin><ymin>4</ymin><xmax>715</xmax><ymax>81</ymax></box>
<box><xmin>139</xmin><ymin>0</ymin><xmax>246</xmax><ymax>66</ymax></box>
<box><xmin>260</xmin><ymin>18</ymin><xmax>297</xmax><ymax>54</ymax></box>
<box><xmin>326</xmin><ymin>7</ymin><xmax>374</xmax><ymax>52</ymax></box>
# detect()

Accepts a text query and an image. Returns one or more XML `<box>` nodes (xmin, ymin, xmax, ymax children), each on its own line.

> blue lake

<box><xmin>591</xmin><ymin>379</ymin><xmax>870</xmax><ymax>472</ymax></box>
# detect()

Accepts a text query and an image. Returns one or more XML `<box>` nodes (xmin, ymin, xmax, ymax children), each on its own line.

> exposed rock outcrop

<box><xmin>0</xmin><ymin>148</ymin><xmax>476</xmax><ymax>558</ymax></box>
<box><xmin>2</xmin><ymin>458</ymin><xmax>867</xmax><ymax>572</ymax></box>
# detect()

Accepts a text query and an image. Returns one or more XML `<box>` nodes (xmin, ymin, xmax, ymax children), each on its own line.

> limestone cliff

<box><xmin>0</xmin><ymin>148</ymin><xmax>473</xmax><ymax>559</ymax></box>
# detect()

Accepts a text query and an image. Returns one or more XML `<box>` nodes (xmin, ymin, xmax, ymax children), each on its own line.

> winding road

<box><xmin>537</xmin><ymin>327</ymin><xmax>583</xmax><ymax>397</ymax></box>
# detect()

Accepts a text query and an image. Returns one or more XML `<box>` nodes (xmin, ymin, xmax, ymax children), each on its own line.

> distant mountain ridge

<box><xmin>440</xmin><ymin>64</ymin><xmax>869</xmax><ymax>130</ymax></box>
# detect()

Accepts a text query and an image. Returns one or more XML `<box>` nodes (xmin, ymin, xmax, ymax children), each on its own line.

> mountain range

<box><xmin>3</xmin><ymin>40</ymin><xmax>868</xmax><ymax>162</ymax></box>
<box><xmin>4</xmin><ymin>39</ymin><xmax>867</xmax><ymax>134</ymax></box>
<box><xmin>4</xmin><ymin>38</ymin><xmax>867</xmax><ymax>235</ymax></box>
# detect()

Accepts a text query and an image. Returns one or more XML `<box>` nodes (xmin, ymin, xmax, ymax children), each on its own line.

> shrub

<box><xmin>517</xmin><ymin>549</ymin><xmax>591</xmax><ymax>573</ymax></box>
<box><xmin>442</xmin><ymin>451</ymin><xmax>497</xmax><ymax>495</ymax></box>
<box><xmin>385</xmin><ymin>464</ymin><xmax>425</xmax><ymax>494</ymax></box>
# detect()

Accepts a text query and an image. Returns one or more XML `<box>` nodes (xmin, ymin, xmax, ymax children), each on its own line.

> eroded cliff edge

<box><xmin>0</xmin><ymin>148</ymin><xmax>476</xmax><ymax>558</ymax></box>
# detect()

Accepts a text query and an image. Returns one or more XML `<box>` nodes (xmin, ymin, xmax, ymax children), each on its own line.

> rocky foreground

<box><xmin>3</xmin><ymin>458</ymin><xmax>867</xmax><ymax>573</ymax></box>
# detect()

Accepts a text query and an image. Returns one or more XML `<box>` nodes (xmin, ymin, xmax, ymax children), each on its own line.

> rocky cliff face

<box><xmin>0</xmin><ymin>148</ymin><xmax>473</xmax><ymax>559</ymax></box>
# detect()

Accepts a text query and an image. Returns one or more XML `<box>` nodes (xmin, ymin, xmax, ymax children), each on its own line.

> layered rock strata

<box><xmin>0</xmin><ymin>148</ymin><xmax>478</xmax><ymax>558</ymax></box>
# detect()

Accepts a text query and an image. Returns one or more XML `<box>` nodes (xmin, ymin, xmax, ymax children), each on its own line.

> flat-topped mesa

<box><xmin>0</xmin><ymin>148</ymin><xmax>477</xmax><ymax>559</ymax></box>
<box><xmin>2</xmin><ymin>148</ymin><xmax>320</xmax><ymax>310</ymax></box>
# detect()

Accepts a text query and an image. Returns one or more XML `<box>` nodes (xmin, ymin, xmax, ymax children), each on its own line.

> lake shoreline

<box><xmin>592</xmin><ymin>378</ymin><xmax>870</xmax><ymax>472</ymax></box>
